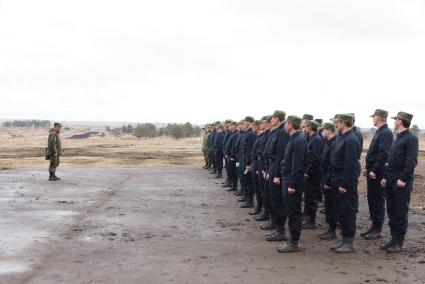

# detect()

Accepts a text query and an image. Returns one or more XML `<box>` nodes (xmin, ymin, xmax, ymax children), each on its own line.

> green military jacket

<box><xmin>202</xmin><ymin>132</ymin><xmax>211</xmax><ymax>152</ymax></box>
<box><xmin>47</xmin><ymin>129</ymin><xmax>62</xmax><ymax>156</ymax></box>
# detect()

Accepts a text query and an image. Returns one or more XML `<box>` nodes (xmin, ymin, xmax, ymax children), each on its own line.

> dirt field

<box><xmin>1</xmin><ymin>128</ymin><xmax>425</xmax><ymax>283</ymax></box>
<box><xmin>0</xmin><ymin>128</ymin><xmax>203</xmax><ymax>169</ymax></box>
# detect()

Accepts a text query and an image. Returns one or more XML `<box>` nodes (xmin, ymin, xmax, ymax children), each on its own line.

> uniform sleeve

<box><xmin>341</xmin><ymin>138</ymin><xmax>359</xmax><ymax>189</ymax></box>
<box><xmin>48</xmin><ymin>133</ymin><xmax>57</xmax><ymax>155</ymax></box>
<box><xmin>371</xmin><ymin>130</ymin><xmax>393</xmax><ymax>175</ymax></box>
<box><xmin>245</xmin><ymin>133</ymin><xmax>257</xmax><ymax>166</ymax></box>
<box><xmin>306</xmin><ymin>137</ymin><xmax>324</xmax><ymax>176</ymax></box>
<box><xmin>400</xmin><ymin>135</ymin><xmax>419</xmax><ymax>183</ymax></box>
<box><xmin>288</xmin><ymin>140</ymin><xmax>306</xmax><ymax>190</ymax></box>
<box><xmin>273</xmin><ymin>130</ymin><xmax>290</xmax><ymax>179</ymax></box>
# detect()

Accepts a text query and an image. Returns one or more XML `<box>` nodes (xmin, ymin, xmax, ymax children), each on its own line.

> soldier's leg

<box><xmin>385</xmin><ymin>179</ymin><xmax>412</xmax><ymax>252</ymax></box>
<box><xmin>278</xmin><ymin>180</ymin><xmax>302</xmax><ymax>252</ymax></box>
<box><xmin>215</xmin><ymin>153</ymin><xmax>224</xmax><ymax>178</ymax></box>
<box><xmin>319</xmin><ymin>185</ymin><xmax>338</xmax><ymax>240</ymax></box>
<box><xmin>363</xmin><ymin>175</ymin><xmax>386</xmax><ymax>239</ymax></box>
<box><xmin>334</xmin><ymin>184</ymin><xmax>358</xmax><ymax>253</ymax></box>
<box><xmin>266</xmin><ymin>165</ymin><xmax>287</xmax><ymax>241</ymax></box>
<box><xmin>303</xmin><ymin>178</ymin><xmax>319</xmax><ymax>228</ymax></box>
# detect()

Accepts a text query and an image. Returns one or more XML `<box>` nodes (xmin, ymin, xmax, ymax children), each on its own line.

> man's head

<box><xmin>243</xmin><ymin>116</ymin><xmax>255</xmax><ymax>130</ymax></box>
<box><xmin>370</xmin><ymin>109</ymin><xmax>388</xmax><ymax>127</ymax></box>
<box><xmin>284</xmin><ymin>115</ymin><xmax>302</xmax><ymax>134</ymax></box>
<box><xmin>253</xmin><ymin>120</ymin><xmax>262</xmax><ymax>133</ymax></box>
<box><xmin>304</xmin><ymin>120</ymin><xmax>319</xmax><ymax>136</ymax></box>
<box><xmin>271</xmin><ymin>110</ymin><xmax>286</xmax><ymax>127</ymax></box>
<box><xmin>53</xmin><ymin>122</ymin><xmax>62</xmax><ymax>133</ymax></box>
<box><xmin>321</xmin><ymin>122</ymin><xmax>336</xmax><ymax>140</ymax></box>
<box><xmin>335</xmin><ymin>114</ymin><xmax>354</xmax><ymax>132</ymax></box>
<box><xmin>392</xmin><ymin>111</ymin><xmax>413</xmax><ymax>131</ymax></box>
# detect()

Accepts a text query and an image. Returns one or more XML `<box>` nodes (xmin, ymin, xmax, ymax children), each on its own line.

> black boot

<box><xmin>302</xmin><ymin>220</ymin><xmax>317</xmax><ymax>230</ymax></box>
<box><xmin>48</xmin><ymin>171</ymin><xmax>55</xmax><ymax>181</ymax></box>
<box><xmin>360</xmin><ymin>225</ymin><xmax>376</xmax><ymax>238</ymax></box>
<box><xmin>277</xmin><ymin>240</ymin><xmax>300</xmax><ymax>253</ymax></box>
<box><xmin>334</xmin><ymin>236</ymin><xmax>355</xmax><ymax>253</ymax></box>
<box><xmin>237</xmin><ymin>196</ymin><xmax>247</xmax><ymax>202</ymax></box>
<box><xmin>227</xmin><ymin>185</ymin><xmax>237</xmax><ymax>192</ymax></box>
<box><xmin>319</xmin><ymin>227</ymin><xmax>337</xmax><ymax>240</ymax></box>
<box><xmin>240</xmin><ymin>199</ymin><xmax>254</xmax><ymax>208</ymax></box>
<box><xmin>364</xmin><ymin>225</ymin><xmax>383</xmax><ymax>240</ymax></box>
<box><xmin>248</xmin><ymin>206</ymin><xmax>262</xmax><ymax>215</ymax></box>
<box><xmin>254</xmin><ymin>210</ymin><xmax>270</xmax><ymax>221</ymax></box>
<box><xmin>260</xmin><ymin>220</ymin><xmax>276</xmax><ymax>230</ymax></box>
<box><xmin>266</xmin><ymin>225</ymin><xmax>287</xmax><ymax>242</ymax></box>
<box><xmin>380</xmin><ymin>237</ymin><xmax>396</xmax><ymax>250</ymax></box>
<box><xmin>386</xmin><ymin>234</ymin><xmax>405</xmax><ymax>253</ymax></box>
<box><xmin>214</xmin><ymin>172</ymin><xmax>223</xmax><ymax>178</ymax></box>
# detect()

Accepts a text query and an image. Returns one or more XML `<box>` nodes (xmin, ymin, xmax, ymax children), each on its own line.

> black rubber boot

<box><xmin>302</xmin><ymin>221</ymin><xmax>317</xmax><ymax>230</ymax></box>
<box><xmin>254</xmin><ymin>210</ymin><xmax>270</xmax><ymax>221</ymax></box>
<box><xmin>48</xmin><ymin>171</ymin><xmax>55</xmax><ymax>181</ymax></box>
<box><xmin>266</xmin><ymin>225</ymin><xmax>288</xmax><ymax>242</ymax></box>
<box><xmin>260</xmin><ymin>220</ymin><xmax>276</xmax><ymax>231</ymax></box>
<box><xmin>53</xmin><ymin>172</ymin><xmax>61</xmax><ymax>180</ymax></box>
<box><xmin>248</xmin><ymin>206</ymin><xmax>262</xmax><ymax>215</ymax></box>
<box><xmin>240</xmin><ymin>199</ymin><xmax>254</xmax><ymax>208</ymax></box>
<box><xmin>364</xmin><ymin>225</ymin><xmax>383</xmax><ymax>240</ymax></box>
<box><xmin>334</xmin><ymin>237</ymin><xmax>355</xmax><ymax>253</ymax></box>
<box><xmin>380</xmin><ymin>237</ymin><xmax>396</xmax><ymax>251</ymax></box>
<box><xmin>360</xmin><ymin>225</ymin><xmax>376</xmax><ymax>237</ymax></box>
<box><xmin>277</xmin><ymin>240</ymin><xmax>300</xmax><ymax>253</ymax></box>
<box><xmin>386</xmin><ymin>234</ymin><xmax>405</xmax><ymax>253</ymax></box>
<box><xmin>237</xmin><ymin>196</ymin><xmax>247</xmax><ymax>202</ymax></box>
<box><xmin>319</xmin><ymin>227</ymin><xmax>337</xmax><ymax>240</ymax></box>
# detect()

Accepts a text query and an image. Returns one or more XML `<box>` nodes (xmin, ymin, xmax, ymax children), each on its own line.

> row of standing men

<box><xmin>201</xmin><ymin>110</ymin><xmax>418</xmax><ymax>253</ymax></box>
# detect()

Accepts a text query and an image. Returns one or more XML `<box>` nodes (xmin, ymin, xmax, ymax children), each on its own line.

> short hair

<box><xmin>400</xmin><ymin>118</ymin><xmax>411</xmax><ymax>128</ymax></box>
<box><xmin>54</xmin><ymin>122</ymin><xmax>62</xmax><ymax>128</ymax></box>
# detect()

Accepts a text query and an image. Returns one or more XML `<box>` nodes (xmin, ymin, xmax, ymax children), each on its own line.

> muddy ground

<box><xmin>1</xmin><ymin>167</ymin><xmax>425</xmax><ymax>284</ymax></box>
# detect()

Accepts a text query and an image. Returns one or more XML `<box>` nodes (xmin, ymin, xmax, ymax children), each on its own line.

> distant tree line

<box><xmin>106</xmin><ymin>122</ymin><xmax>201</xmax><ymax>139</ymax></box>
<box><xmin>2</xmin><ymin>119</ymin><xmax>51</xmax><ymax>128</ymax></box>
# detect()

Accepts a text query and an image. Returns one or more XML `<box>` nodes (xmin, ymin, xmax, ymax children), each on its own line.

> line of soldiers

<box><xmin>201</xmin><ymin>110</ymin><xmax>418</xmax><ymax>253</ymax></box>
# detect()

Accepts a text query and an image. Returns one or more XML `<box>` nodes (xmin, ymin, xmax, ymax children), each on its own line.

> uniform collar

<box><xmin>397</xmin><ymin>129</ymin><xmax>409</xmax><ymax>138</ymax></box>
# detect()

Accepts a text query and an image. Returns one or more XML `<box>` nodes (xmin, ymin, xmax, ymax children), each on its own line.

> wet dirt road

<box><xmin>1</xmin><ymin>167</ymin><xmax>425</xmax><ymax>283</ymax></box>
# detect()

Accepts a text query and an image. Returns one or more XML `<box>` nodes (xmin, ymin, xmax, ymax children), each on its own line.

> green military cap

<box><xmin>322</xmin><ymin>122</ymin><xmax>336</xmax><ymax>132</ymax></box>
<box><xmin>261</xmin><ymin>115</ymin><xmax>268</xmax><ymax>122</ymax></box>
<box><xmin>231</xmin><ymin>121</ymin><xmax>238</xmax><ymax>126</ymax></box>
<box><xmin>254</xmin><ymin>120</ymin><xmax>262</xmax><ymax>126</ymax></box>
<box><xmin>239</xmin><ymin>120</ymin><xmax>245</xmax><ymax>124</ymax></box>
<box><xmin>272</xmin><ymin>110</ymin><xmax>286</xmax><ymax>122</ymax></box>
<box><xmin>306</xmin><ymin>120</ymin><xmax>320</xmax><ymax>131</ymax></box>
<box><xmin>391</xmin><ymin>111</ymin><xmax>414</xmax><ymax>122</ymax></box>
<box><xmin>212</xmin><ymin>121</ymin><xmax>221</xmax><ymax>126</ymax></box>
<box><xmin>302</xmin><ymin>114</ymin><xmax>314</xmax><ymax>120</ymax></box>
<box><xmin>370</xmin><ymin>109</ymin><xmax>389</xmax><ymax>118</ymax></box>
<box><xmin>244</xmin><ymin>116</ymin><xmax>255</xmax><ymax>123</ymax></box>
<box><xmin>285</xmin><ymin>115</ymin><xmax>302</xmax><ymax>128</ymax></box>
<box><xmin>348</xmin><ymin>113</ymin><xmax>356</xmax><ymax>119</ymax></box>
<box><xmin>217</xmin><ymin>124</ymin><xmax>224</xmax><ymax>129</ymax></box>
<box><xmin>266</xmin><ymin>115</ymin><xmax>273</xmax><ymax>123</ymax></box>
<box><xmin>315</xmin><ymin>119</ymin><xmax>323</xmax><ymax>124</ymax></box>
<box><xmin>224</xmin><ymin>119</ymin><xmax>233</xmax><ymax>124</ymax></box>
<box><xmin>337</xmin><ymin>114</ymin><xmax>354</xmax><ymax>124</ymax></box>
<box><xmin>329</xmin><ymin>114</ymin><xmax>339</xmax><ymax>122</ymax></box>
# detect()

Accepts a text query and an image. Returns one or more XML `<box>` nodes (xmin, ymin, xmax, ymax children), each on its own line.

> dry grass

<box><xmin>0</xmin><ymin>128</ymin><xmax>204</xmax><ymax>169</ymax></box>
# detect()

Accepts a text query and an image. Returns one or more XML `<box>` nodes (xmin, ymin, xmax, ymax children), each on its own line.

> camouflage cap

<box><xmin>348</xmin><ymin>113</ymin><xmax>356</xmax><ymax>119</ymax></box>
<box><xmin>329</xmin><ymin>114</ymin><xmax>340</xmax><ymax>122</ymax></box>
<box><xmin>224</xmin><ymin>119</ymin><xmax>233</xmax><ymax>124</ymax></box>
<box><xmin>261</xmin><ymin>115</ymin><xmax>268</xmax><ymax>122</ymax></box>
<box><xmin>370</xmin><ymin>109</ymin><xmax>389</xmax><ymax>118</ymax></box>
<box><xmin>337</xmin><ymin>114</ymin><xmax>354</xmax><ymax>124</ymax></box>
<box><xmin>315</xmin><ymin>119</ymin><xmax>323</xmax><ymax>124</ymax></box>
<box><xmin>244</xmin><ymin>116</ymin><xmax>255</xmax><ymax>123</ymax></box>
<box><xmin>272</xmin><ymin>110</ymin><xmax>286</xmax><ymax>122</ymax></box>
<box><xmin>305</xmin><ymin>120</ymin><xmax>320</xmax><ymax>131</ymax></box>
<box><xmin>231</xmin><ymin>121</ymin><xmax>238</xmax><ymax>126</ymax></box>
<box><xmin>284</xmin><ymin>115</ymin><xmax>302</xmax><ymax>128</ymax></box>
<box><xmin>391</xmin><ymin>111</ymin><xmax>414</xmax><ymax>122</ymax></box>
<box><xmin>322</xmin><ymin>122</ymin><xmax>336</xmax><ymax>132</ymax></box>
<box><xmin>213</xmin><ymin>121</ymin><xmax>221</xmax><ymax>126</ymax></box>
<box><xmin>302</xmin><ymin>114</ymin><xmax>314</xmax><ymax>120</ymax></box>
<box><xmin>217</xmin><ymin>124</ymin><xmax>224</xmax><ymax>129</ymax></box>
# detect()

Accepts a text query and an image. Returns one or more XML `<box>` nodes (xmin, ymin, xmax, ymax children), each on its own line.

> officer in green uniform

<box><xmin>47</xmin><ymin>122</ymin><xmax>63</xmax><ymax>181</ymax></box>
<box><xmin>202</xmin><ymin>125</ymin><xmax>211</xmax><ymax>169</ymax></box>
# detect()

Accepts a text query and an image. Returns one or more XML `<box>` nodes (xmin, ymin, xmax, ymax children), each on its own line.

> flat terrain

<box><xmin>1</xmin><ymin>167</ymin><xmax>425</xmax><ymax>284</ymax></box>
<box><xmin>0</xmin><ymin>128</ymin><xmax>203</xmax><ymax>169</ymax></box>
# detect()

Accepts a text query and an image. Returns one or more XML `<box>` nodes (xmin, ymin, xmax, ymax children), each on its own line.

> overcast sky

<box><xmin>1</xmin><ymin>0</ymin><xmax>424</xmax><ymax>127</ymax></box>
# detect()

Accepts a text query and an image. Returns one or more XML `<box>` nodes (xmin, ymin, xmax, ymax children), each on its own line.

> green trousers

<box><xmin>49</xmin><ymin>155</ymin><xmax>60</xmax><ymax>172</ymax></box>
